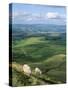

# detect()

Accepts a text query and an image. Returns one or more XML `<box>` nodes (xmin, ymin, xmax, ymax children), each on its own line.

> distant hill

<box><xmin>12</xmin><ymin>24</ymin><xmax>66</xmax><ymax>33</ymax></box>
<box><xmin>10</xmin><ymin>24</ymin><xmax>66</xmax><ymax>40</ymax></box>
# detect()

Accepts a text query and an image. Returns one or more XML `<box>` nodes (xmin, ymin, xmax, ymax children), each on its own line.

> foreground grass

<box><xmin>10</xmin><ymin>61</ymin><xmax>64</xmax><ymax>87</ymax></box>
<box><xmin>10</xmin><ymin>54</ymin><xmax>66</xmax><ymax>86</ymax></box>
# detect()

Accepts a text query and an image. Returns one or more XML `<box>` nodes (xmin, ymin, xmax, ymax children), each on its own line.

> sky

<box><xmin>9</xmin><ymin>3</ymin><xmax>66</xmax><ymax>25</ymax></box>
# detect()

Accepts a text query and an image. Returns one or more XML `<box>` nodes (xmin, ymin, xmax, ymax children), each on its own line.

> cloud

<box><xmin>12</xmin><ymin>12</ymin><xmax>31</xmax><ymax>22</ymax></box>
<box><xmin>12</xmin><ymin>11</ymin><xmax>66</xmax><ymax>25</ymax></box>
<box><xmin>46</xmin><ymin>12</ymin><xmax>61</xmax><ymax>19</ymax></box>
<box><xmin>12</xmin><ymin>12</ymin><xmax>43</xmax><ymax>21</ymax></box>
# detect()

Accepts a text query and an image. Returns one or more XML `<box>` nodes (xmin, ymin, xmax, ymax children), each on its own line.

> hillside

<box><xmin>11</xmin><ymin>35</ymin><xmax>66</xmax><ymax>86</ymax></box>
<box><xmin>12</xmin><ymin>36</ymin><xmax>66</xmax><ymax>63</ymax></box>
<box><xmin>10</xmin><ymin>54</ymin><xmax>66</xmax><ymax>86</ymax></box>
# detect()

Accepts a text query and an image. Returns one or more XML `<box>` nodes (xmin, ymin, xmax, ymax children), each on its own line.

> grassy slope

<box><xmin>11</xmin><ymin>54</ymin><xmax>66</xmax><ymax>86</ymax></box>
<box><xmin>12</xmin><ymin>36</ymin><xmax>66</xmax><ymax>86</ymax></box>
<box><xmin>12</xmin><ymin>36</ymin><xmax>65</xmax><ymax>63</ymax></box>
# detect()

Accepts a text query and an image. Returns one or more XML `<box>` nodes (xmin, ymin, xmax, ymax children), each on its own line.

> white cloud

<box><xmin>46</xmin><ymin>12</ymin><xmax>60</xmax><ymax>19</ymax></box>
<box><xmin>12</xmin><ymin>11</ymin><xmax>66</xmax><ymax>24</ymax></box>
<box><xmin>26</xmin><ymin>17</ymin><xmax>33</xmax><ymax>21</ymax></box>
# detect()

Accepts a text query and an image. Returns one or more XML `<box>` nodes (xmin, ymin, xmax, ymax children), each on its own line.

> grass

<box><xmin>12</xmin><ymin>36</ymin><xmax>65</xmax><ymax>63</ymax></box>
<box><xmin>11</xmin><ymin>35</ymin><xmax>66</xmax><ymax>86</ymax></box>
<box><xmin>11</xmin><ymin>61</ymin><xmax>63</xmax><ymax>86</ymax></box>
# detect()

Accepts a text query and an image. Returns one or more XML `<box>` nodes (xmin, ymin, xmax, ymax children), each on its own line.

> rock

<box><xmin>22</xmin><ymin>64</ymin><xmax>31</xmax><ymax>76</ymax></box>
<box><xmin>35</xmin><ymin>67</ymin><xmax>42</xmax><ymax>75</ymax></box>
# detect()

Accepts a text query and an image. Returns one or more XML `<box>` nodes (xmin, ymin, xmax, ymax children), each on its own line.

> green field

<box><xmin>11</xmin><ymin>35</ymin><xmax>66</xmax><ymax>86</ymax></box>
